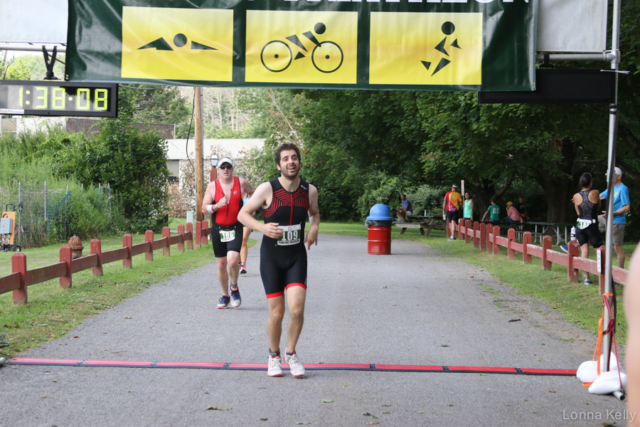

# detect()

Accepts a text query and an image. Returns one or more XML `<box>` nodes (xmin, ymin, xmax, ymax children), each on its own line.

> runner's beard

<box><xmin>280</xmin><ymin>163</ymin><xmax>300</xmax><ymax>179</ymax></box>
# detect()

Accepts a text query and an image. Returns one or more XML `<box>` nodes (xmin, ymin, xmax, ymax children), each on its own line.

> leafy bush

<box><xmin>60</xmin><ymin>188</ymin><xmax>127</xmax><ymax>240</ymax></box>
<box><xmin>356</xmin><ymin>172</ymin><xmax>400</xmax><ymax>219</ymax></box>
<box><xmin>404</xmin><ymin>185</ymin><xmax>450</xmax><ymax>216</ymax></box>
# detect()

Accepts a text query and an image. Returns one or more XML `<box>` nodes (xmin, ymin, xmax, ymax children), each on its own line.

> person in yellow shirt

<box><xmin>442</xmin><ymin>184</ymin><xmax>463</xmax><ymax>241</ymax></box>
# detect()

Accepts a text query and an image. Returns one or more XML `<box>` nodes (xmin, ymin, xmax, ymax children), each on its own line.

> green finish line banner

<box><xmin>66</xmin><ymin>0</ymin><xmax>538</xmax><ymax>91</ymax></box>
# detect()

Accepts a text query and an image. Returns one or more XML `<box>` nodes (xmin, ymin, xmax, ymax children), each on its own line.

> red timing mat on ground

<box><xmin>6</xmin><ymin>358</ymin><xmax>577</xmax><ymax>376</ymax></box>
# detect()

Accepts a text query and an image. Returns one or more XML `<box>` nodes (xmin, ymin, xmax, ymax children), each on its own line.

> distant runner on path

<box><xmin>239</xmin><ymin>143</ymin><xmax>320</xmax><ymax>378</ymax></box>
<box><xmin>202</xmin><ymin>157</ymin><xmax>254</xmax><ymax>309</ymax></box>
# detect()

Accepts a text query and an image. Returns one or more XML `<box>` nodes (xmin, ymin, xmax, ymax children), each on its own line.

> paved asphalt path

<box><xmin>0</xmin><ymin>233</ymin><xmax>628</xmax><ymax>426</ymax></box>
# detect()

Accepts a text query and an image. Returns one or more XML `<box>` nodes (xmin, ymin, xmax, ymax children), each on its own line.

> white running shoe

<box><xmin>230</xmin><ymin>286</ymin><xmax>241</xmax><ymax>308</ymax></box>
<box><xmin>267</xmin><ymin>355</ymin><xmax>283</xmax><ymax>377</ymax></box>
<box><xmin>285</xmin><ymin>353</ymin><xmax>305</xmax><ymax>378</ymax></box>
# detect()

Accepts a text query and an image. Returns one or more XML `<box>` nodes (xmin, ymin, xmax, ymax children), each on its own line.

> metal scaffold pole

<box><xmin>602</xmin><ymin>0</ymin><xmax>622</xmax><ymax>375</ymax></box>
<box><xmin>195</xmin><ymin>87</ymin><xmax>204</xmax><ymax>222</ymax></box>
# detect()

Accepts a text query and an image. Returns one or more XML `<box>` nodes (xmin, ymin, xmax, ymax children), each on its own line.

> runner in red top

<box><xmin>202</xmin><ymin>157</ymin><xmax>254</xmax><ymax>309</ymax></box>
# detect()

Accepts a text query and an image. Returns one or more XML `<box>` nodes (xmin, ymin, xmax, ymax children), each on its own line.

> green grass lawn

<box><xmin>318</xmin><ymin>222</ymin><xmax>632</xmax><ymax>345</ymax></box>
<box><xmin>0</xmin><ymin>231</ymin><xmax>254</xmax><ymax>358</ymax></box>
<box><xmin>168</xmin><ymin>217</ymin><xmax>188</xmax><ymax>229</ymax></box>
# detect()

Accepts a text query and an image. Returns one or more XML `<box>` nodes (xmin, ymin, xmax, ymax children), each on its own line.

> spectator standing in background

<box><xmin>443</xmin><ymin>185</ymin><xmax>463</xmax><ymax>241</ymax></box>
<box><xmin>482</xmin><ymin>199</ymin><xmax>500</xmax><ymax>223</ymax></box>
<box><xmin>505</xmin><ymin>201</ymin><xmax>523</xmax><ymax>224</ymax></box>
<box><xmin>600</xmin><ymin>167</ymin><xmax>630</xmax><ymax>268</ymax></box>
<box><xmin>396</xmin><ymin>194</ymin><xmax>413</xmax><ymax>222</ymax></box>
<box><xmin>463</xmin><ymin>192</ymin><xmax>474</xmax><ymax>222</ymax></box>
<box><xmin>514</xmin><ymin>195</ymin><xmax>529</xmax><ymax>221</ymax></box>
<box><xmin>573</xmin><ymin>172</ymin><xmax>602</xmax><ymax>285</ymax></box>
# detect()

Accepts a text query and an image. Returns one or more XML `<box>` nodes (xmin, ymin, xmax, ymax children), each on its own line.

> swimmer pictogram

<box><xmin>260</xmin><ymin>22</ymin><xmax>343</xmax><ymax>73</ymax></box>
<box><xmin>138</xmin><ymin>33</ymin><xmax>217</xmax><ymax>51</ymax></box>
<box><xmin>421</xmin><ymin>21</ymin><xmax>462</xmax><ymax>76</ymax></box>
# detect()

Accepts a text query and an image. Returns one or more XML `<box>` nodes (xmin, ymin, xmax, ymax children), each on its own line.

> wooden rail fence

<box><xmin>0</xmin><ymin>220</ymin><xmax>213</xmax><ymax>305</ymax></box>
<box><xmin>456</xmin><ymin>219</ymin><xmax>628</xmax><ymax>294</ymax></box>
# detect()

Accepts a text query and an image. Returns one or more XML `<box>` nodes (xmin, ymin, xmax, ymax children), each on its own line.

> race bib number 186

<box><xmin>278</xmin><ymin>224</ymin><xmax>301</xmax><ymax>246</ymax></box>
<box><xmin>220</xmin><ymin>230</ymin><xmax>235</xmax><ymax>242</ymax></box>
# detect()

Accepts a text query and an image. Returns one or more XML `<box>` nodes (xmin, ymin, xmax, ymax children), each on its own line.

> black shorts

<box><xmin>260</xmin><ymin>245</ymin><xmax>307</xmax><ymax>299</ymax></box>
<box><xmin>576</xmin><ymin>223</ymin><xmax>602</xmax><ymax>249</ymax></box>
<box><xmin>446</xmin><ymin>211</ymin><xmax>459</xmax><ymax>222</ymax></box>
<box><xmin>211</xmin><ymin>223</ymin><xmax>243</xmax><ymax>258</ymax></box>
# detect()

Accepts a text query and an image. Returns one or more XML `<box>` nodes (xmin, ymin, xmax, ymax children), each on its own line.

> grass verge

<box><xmin>319</xmin><ymin>222</ymin><xmax>629</xmax><ymax>345</ymax></box>
<box><xmin>0</xmin><ymin>234</ymin><xmax>255</xmax><ymax>358</ymax></box>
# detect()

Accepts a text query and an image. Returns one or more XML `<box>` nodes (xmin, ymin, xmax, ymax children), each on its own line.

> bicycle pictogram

<box><xmin>260</xmin><ymin>22</ymin><xmax>344</xmax><ymax>74</ymax></box>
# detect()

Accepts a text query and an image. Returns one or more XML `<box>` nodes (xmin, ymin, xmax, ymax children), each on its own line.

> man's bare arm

<box><xmin>201</xmin><ymin>182</ymin><xmax>217</xmax><ymax>216</ymax></box>
<box><xmin>238</xmin><ymin>182</ymin><xmax>283</xmax><ymax>239</ymax></box>
<box><xmin>617</xmin><ymin>204</ymin><xmax>631</xmax><ymax>215</ymax></box>
<box><xmin>240</xmin><ymin>178</ymin><xmax>255</xmax><ymax>198</ymax></box>
<box><xmin>305</xmin><ymin>184</ymin><xmax>320</xmax><ymax>249</ymax></box>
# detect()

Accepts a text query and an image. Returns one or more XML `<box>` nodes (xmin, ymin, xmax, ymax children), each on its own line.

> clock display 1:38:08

<box><xmin>11</xmin><ymin>85</ymin><xmax>109</xmax><ymax>111</ymax></box>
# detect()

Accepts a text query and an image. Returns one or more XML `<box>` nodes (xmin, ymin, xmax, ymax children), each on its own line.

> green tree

<box><xmin>92</xmin><ymin>87</ymin><xmax>170</xmax><ymax>231</ymax></box>
<box><xmin>417</xmin><ymin>91</ymin><xmax>608</xmax><ymax>220</ymax></box>
<box><xmin>0</xmin><ymin>53</ymin><xmax>65</xmax><ymax>81</ymax></box>
<box><xmin>133</xmin><ymin>85</ymin><xmax>191</xmax><ymax>135</ymax></box>
<box><xmin>47</xmin><ymin>87</ymin><xmax>171</xmax><ymax>231</ymax></box>
<box><xmin>5</xmin><ymin>58</ymin><xmax>32</xmax><ymax>80</ymax></box>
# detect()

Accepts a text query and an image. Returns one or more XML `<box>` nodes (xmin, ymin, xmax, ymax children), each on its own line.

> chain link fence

<box><xmin>0</xmin><ymin>182</ymin><xmax>110</xmax><ymax>249</ymax></box>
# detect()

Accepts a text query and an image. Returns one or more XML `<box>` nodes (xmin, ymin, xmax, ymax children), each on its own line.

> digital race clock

<box><xmin>0</xmin><ymin>81</ymin><xmax>118</xmax><ymax>118</ymax></box>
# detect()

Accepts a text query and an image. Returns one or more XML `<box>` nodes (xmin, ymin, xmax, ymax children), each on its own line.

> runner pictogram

<box><xmin>369</xmin><ymin>12</ymin><xmax>481</xmax><ymax>86</ymax></box>
<box><xmin>421</xmin><ymin>21</ymin><xmax>462</xmax><ymax>76</ymax></box>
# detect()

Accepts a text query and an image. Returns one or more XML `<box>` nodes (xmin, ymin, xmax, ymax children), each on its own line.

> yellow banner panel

<box><xmin>370</xmin><ymin>12</ymin><xmax>483</xmax><ymax>86</ymax></box>
<box><xmin>121</xmin><ymin>7</ymin><xmax>234</xmax><ymax>81</ymax></box>
<box><xmin>246</xmin><ymin>11</ymin><xmax>357</xmax><ymax>84</ymax></box>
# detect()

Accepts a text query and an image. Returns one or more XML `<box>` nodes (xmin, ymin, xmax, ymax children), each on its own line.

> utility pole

<box><xmin>195</xmin><ymin>87</ymin><xmax>204</xmax><ymax>222</ymax></box>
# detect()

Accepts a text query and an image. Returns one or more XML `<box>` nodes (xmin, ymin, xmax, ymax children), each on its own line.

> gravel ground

<box><xmin>0</xmin><ymin>233</ymin><xmax>628</xmax><ymax>427</ymax></box>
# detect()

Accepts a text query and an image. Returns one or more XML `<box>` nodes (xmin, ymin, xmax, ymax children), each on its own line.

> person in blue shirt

<box><xmin>600</xmin><ymin>167</ymin><xmax>631</xmax><ymax>268</ymax></box>
<box><xmin>396</xmin><ymin>194</ymin><xmax>413</xmax><ymax>222</ymax></box>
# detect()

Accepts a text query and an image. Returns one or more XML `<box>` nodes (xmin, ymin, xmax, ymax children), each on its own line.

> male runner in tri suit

<box><xmin>202</xmin><ymin>157</ymin><xmax>254</xmax><ymax>309</ymax></box>
<box><xmin>238</xmin><ymin>143</ymin><xmax>320</xmax><ymax>378</ymax></box>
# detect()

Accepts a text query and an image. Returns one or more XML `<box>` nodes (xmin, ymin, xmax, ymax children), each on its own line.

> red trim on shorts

<box><xmin>286</xmin><ymin>283</ymin><xmax>307</xmax><ymax>290</ymax></box>
<box><xmin>267</xmin><ymin>291</ymin><xmax>285</xmax><ymax>299</ymax></box>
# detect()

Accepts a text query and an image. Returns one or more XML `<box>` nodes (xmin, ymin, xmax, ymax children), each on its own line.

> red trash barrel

<box><xmin>368</xmin><ymin>226</ymin><xmax>391</xmax><ymax>255</ymax></box>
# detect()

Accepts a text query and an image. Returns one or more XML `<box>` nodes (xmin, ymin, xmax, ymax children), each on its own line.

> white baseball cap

<box><xmin>217</xmin><ymin>157</ymin><xmax>234</xmax><ymax>167</ymax></box>
<box><xmin>605</xmin><ymin>167</ymin><xmax>622</xmax><ymax>177</ymax></box>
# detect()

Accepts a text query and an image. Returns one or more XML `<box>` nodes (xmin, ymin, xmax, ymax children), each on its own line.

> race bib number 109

<box><xmin>278</xmin><ymin>224</ymin><xmax>301</xmax><ymax>246</ymax></box>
